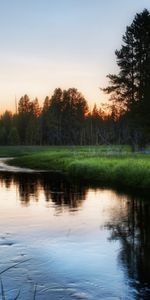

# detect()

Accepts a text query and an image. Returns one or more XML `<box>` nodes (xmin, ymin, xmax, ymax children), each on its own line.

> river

<box><xmin>0</xmin><ymin>168</ymin><xmax>150</xmax><ymax>299</ymax></box>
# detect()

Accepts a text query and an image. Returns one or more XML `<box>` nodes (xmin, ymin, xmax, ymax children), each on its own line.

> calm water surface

<box><xmin>0</xmin><ymin>172</ymin><xmax>150</xmax><ymax>300</ymax></box>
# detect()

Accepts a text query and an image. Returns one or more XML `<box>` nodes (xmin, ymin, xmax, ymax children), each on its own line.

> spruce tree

<box><xmin>102</xmin><ymin>9</ymin><xmax>150</xmax><ymax>148</ymax></box>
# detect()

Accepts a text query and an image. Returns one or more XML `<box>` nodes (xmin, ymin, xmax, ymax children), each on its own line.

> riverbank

<box><xmin>2</xmin><ymin>145</ymin><xmax>149</xmax><ymax>191</ymax></box>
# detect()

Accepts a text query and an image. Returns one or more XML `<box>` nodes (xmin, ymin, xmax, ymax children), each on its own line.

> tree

<box><xmin>0</xmin><ymin>127</ymin><xmax>7</xmax><ymax>145</ymax></box>
<box><xmin>30</xmin><ymin>98</ymin><xmax>41</xmax><ymax>117</ymax></box>
<box><xmin>102</xmin><ymin>9</ymin><xmax>150</xmax><ymax>148</ymax></box>
<box><xmin>62</xmin><ymin>88</ymin><xmax>88</xmax><ymax>144</ymax></box>
<box><xmin>18</xmin><ymin>94</ymin><xmax>31</xmax><ymax>113</ymax></box>
<box><xmin>0</xmin><ymin>111</ymin><xmax>12</xmax><ymax>144</ymax></box>
<box><xmin>8</xmin><ymin>127</ymin><xmax>20</xmax><ymax>145</ymax></box>
<box><xmin>17</xmin><ymin>95</ymin><xmax>41</xmax><ymax>144</ymax></box>
<box><xmin>43</xmin><ymin>88</ymin><xmax>88</xmax><ymax>145</ymax></box>
<box><xmin>49</xmin><ymin>88</ymin><xmax>63</xmax><ymax>144</ymax></box>
<box><xmin>41</xmin><ymin>96</ymin><xmax>51</xmax><ymax>144</ymax></box>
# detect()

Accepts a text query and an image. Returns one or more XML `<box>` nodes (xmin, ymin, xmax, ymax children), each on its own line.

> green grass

<box><xmin>1</xmin><ymin>145</ymin><xmax>149</xmax><ymax>191</ymax></box>
<box><xmin>0</xmin><ymin>145</ymin><xmax>131</xmax><ymax>157</ymax></box>
<box><xmin>0</xmin><ymin>145</ymin><xmax>56</xmax><ymax>157</ymax></box>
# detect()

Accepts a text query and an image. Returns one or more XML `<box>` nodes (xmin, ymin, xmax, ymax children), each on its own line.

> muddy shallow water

<box><xmin>0</xmin><ymin>169</ymin><xmax>150</xmax><ymax>300</ymax></box>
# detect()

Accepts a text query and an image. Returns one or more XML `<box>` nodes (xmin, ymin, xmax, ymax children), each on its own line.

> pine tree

<box><xmin>102</xmin><ymin>9</ymin><xmax>150</xmax><ymax>147</ymax></box>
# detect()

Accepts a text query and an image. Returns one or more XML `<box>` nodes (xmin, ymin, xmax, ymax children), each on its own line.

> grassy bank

<box><xmin>0</xmin><ymin>146</ymin><xmax>52</xmax><ymax>157</ymax></box>
<box><xmin>2</xmin><ymin>145</ymin><xmax>150</xmax><ymax>191</ymax></box>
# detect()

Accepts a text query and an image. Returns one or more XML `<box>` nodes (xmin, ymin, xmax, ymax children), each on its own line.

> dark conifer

<box><xmin>102</xmin><ymin>9</ymin><xmax>150</xmax><ymax>148</ymax></box>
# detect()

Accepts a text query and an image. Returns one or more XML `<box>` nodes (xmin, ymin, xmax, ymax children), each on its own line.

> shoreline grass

<box><xmin>2</xmin><ymin>145</ymin><xmax>150</xmax><ymax>191</ymax></box>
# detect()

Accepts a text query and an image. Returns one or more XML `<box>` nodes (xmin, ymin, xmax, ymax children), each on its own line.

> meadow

<box><xmin>0</xmin><ymin>145</ymin><xmax>149</xmax><ymax>191</ymax></box>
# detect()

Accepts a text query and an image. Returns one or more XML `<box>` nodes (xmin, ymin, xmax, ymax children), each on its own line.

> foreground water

<box><xmin>0</xmin><ymin>171</ymin><xmax>150</xmax><ymax>300</ymax></box>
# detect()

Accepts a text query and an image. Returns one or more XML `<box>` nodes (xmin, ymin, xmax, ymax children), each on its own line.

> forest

<box><xmin>0</xmin><ymin>9</ymin><xmax>150</xmax><ymax>150</ymax></box>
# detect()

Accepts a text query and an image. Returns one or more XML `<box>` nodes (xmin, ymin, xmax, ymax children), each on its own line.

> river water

<box><xmin>0</xmin><ymin>170</ymin><xmax>150</xmax><ymax>300</ymax></box>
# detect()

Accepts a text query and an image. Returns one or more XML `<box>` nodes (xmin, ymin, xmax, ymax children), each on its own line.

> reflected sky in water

<box><xmin>0</xmin><ymin>172</ymin><xmax>150</xmax><ymax>300</ymax></box>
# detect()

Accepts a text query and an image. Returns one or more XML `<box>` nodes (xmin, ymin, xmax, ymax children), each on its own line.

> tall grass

<box><xmin>6</xmin><ymin>145</ymin><xmax>150</xmax><ymax>191</ymax></box>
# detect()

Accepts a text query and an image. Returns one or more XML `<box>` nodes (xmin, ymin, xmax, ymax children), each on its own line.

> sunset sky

<box><xmin>0</xmin><ymin>0</ymin><xmax>150</xmax><ymax>112</ymax></box>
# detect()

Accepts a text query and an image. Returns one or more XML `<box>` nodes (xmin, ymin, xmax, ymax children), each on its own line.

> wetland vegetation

<box><xmin>0</xmin><ymin>145</ymin><xmax>149</xmax><ymax>192</ymax></box>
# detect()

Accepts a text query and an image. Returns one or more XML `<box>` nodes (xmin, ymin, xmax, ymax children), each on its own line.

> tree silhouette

<box><xmin>102</xmin><ymin>9</ymin><xmax>150</xmax><ymax>149</ymax></box>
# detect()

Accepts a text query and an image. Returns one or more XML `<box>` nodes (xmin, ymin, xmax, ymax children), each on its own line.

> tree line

<box><xmin>0</xmin><ymin>88</ymin><xmax>123</xmax><ymax>146</ymax></box>
<box><xmin>0</xmin><ymin>9</ymin><xmax>150</xmax><ymax>148</ymax></box>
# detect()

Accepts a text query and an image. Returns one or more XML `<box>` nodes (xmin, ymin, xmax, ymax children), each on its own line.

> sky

<box><xmin>0</xmin><ymin>0</ymin><xmax>150</xmax><ymax>112</ymax></box>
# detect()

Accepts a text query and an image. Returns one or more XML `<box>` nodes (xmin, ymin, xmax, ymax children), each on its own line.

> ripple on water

<box><xmin>0</xmin><ymin>236</ymin><xmax>15</xmax><ymax>247</ymax></box>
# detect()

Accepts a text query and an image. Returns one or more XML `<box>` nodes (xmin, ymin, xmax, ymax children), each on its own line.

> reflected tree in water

<box><xmin>105</xmin><ymin>196</ymin><xmax>150</xmax><ymax>299</ymax></box>
<box><xmin>0</xmin><ymin>172</ymin><xmax>87</xmax><ymax>210</ymax></box>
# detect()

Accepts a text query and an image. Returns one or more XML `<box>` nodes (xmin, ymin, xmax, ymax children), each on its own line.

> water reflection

<box><xmin>0</xmin><ymin>172</ymin><xmax>87</xmax><ymax>209</ymax></box>
<box><xmin>0</xmin><ymin>171</ymin><xmax>150</xmax><ymax>299</ymax></box>
<box><xmin>105</xmin><ymin>196</ymin><xmax>150</xmax><ymax>299</ymax></box>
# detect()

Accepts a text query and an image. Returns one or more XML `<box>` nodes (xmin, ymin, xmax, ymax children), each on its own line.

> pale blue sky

<box><xmin>0</xmin><ymin>0</ymin><xmax>150</xmax><ymax>111</ymax></box>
